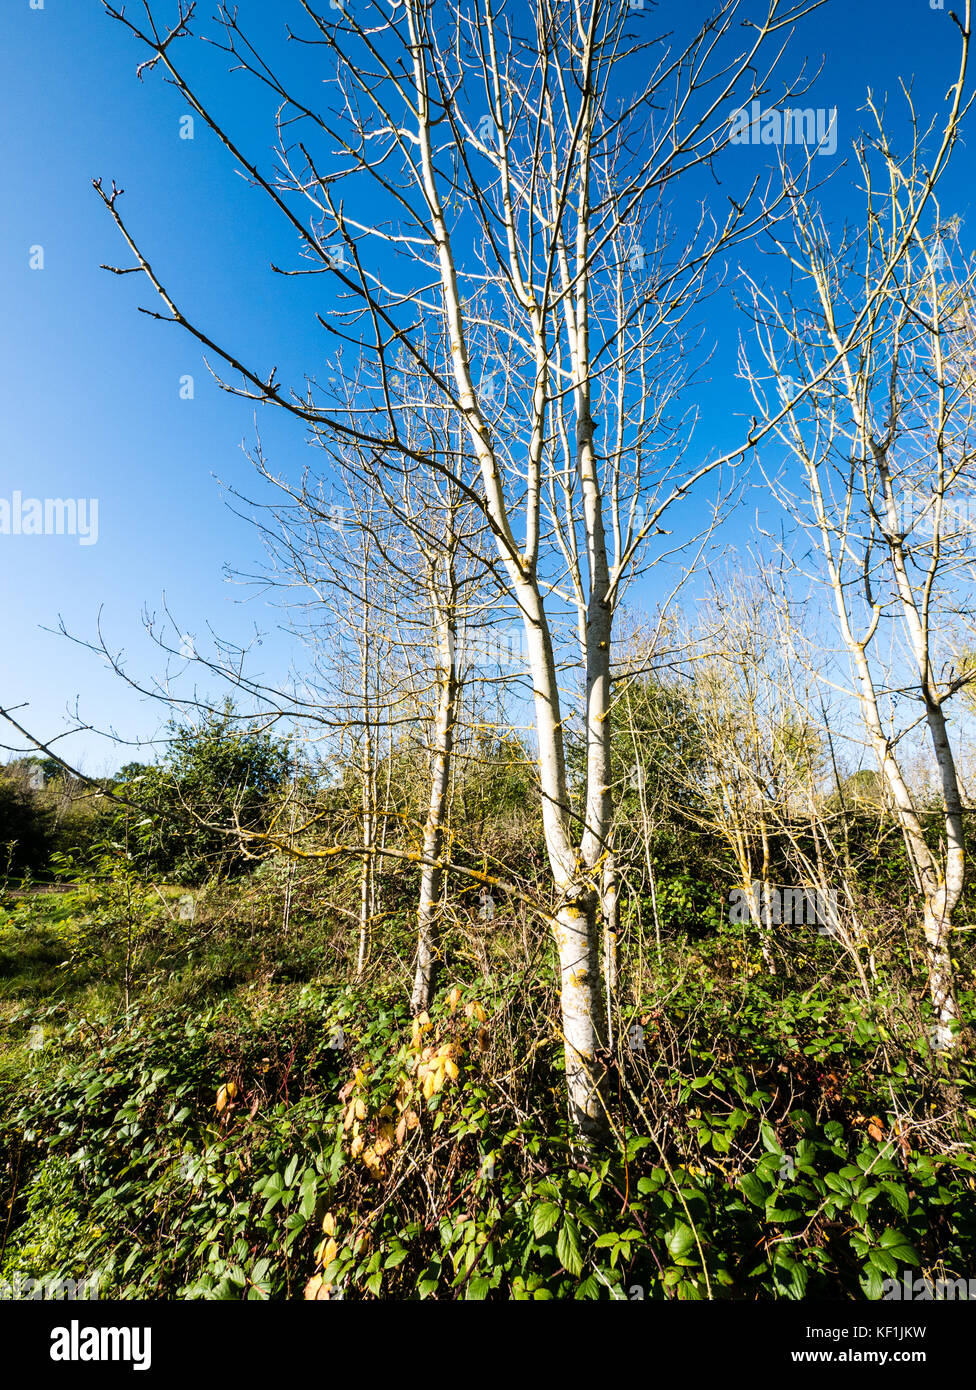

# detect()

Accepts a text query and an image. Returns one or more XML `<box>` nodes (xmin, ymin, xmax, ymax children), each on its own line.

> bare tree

<box><xmin>743</xmin><ymin>34</ymin><xmax>976</xmax><ymax>1047</ymax></box>
<box><xmin>94</xmin><ymin>0</ymin><xmax>827</xmax><ymax>1137</ymax></box>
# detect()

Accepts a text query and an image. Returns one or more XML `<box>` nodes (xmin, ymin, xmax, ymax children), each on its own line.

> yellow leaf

<box><xmin>350</xmin><ymin>1134</ymin><xmax>364</xmax><ymax>1158</ymax></box>
<box><xmin>216</xmin><ymin>1082</ymin><xmax>237</xmax><ymax>1114</ymax></box>
<box><xmin>314</xmin><ymin>1235</ymin><xmax>340</xmax><ymax>1267</ymax></box>
<box><xmin>354</xmin><ymin>1097</ymin><xmax>367</xmax><ymax>1121</ymax></box>
<box><xmin>304</xmin><ymin>1275</ymin><xmax>326</xmax><ymax>1300</ymax></box>
<box><xmin>448</xmin><ymin>986</ymin><xmax>461</xmax><ymax>1014</ymax></box>
<box><xmin>321</xmin><ymin>1212</ymin><xmax>336</xmax><ymax>1236</ymax></box>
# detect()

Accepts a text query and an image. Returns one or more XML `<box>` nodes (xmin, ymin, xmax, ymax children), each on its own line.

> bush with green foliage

<box><xmin>0</xmin><ymin>765</ymin><xmax>54</xmax><ymax>881</ymax></box>
<box><xmin>113</xmin><ymin>704</ymin><xmax>291</xmax><ymax>884</ymax></box>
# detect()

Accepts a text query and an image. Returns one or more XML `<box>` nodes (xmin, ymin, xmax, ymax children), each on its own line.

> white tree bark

<box><xmin>411</xmin><ymin>568</ymin><xmax>460</xmax><ymax>1012</ymax></box>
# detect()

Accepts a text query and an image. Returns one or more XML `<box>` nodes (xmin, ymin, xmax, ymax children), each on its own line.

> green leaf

<box><xmin>868</xmin><ymin>1248</ymin><xmax>900</xmax><ymax>1277</ymax></box>
<box><xmin>594</xmin><ymin>1232</ymin><xmax>620</xmax><ymax>1249</ymax></box>
<box><xmin>665</xmin><ymin>1222</ymin><xmax>696</xmax><ymax>1260</ymax></box>
<box><xmin>862</xmin><ymin>1264</ymin><xmax>885</xmax><ymax>1300</ymax></box>
<box><xmin>739</xmin><ymin>1173</ymin><xmax>767</xmax><ymax>1207</ymax></box>
<box><xmin>532</xmin><ymin>1202</ymin><xmax>561</xmax><ymax>1239</ymax></box>
<box><xmin>880</xmin><ymin>1183</ymin><xmax>910</xmax><ymax>1217</ymax></box>
<box><xmin>760</xmin><ymin>1120</ymin><xmax>783</xmax><ymax>1154</ymax></box>
<box><xmin>556</xmin><ymin>1217</ymin><xmax>584</xmax><ymax>1277</ymax></box>
<box><xmin>574</xmin><ymin>1276</ymin><xmax>600</xmax><ymax>1299</ymax></box>
<box><xmin>877</xmin><ymin>1229</ymin><xmax>919</xmax><ymax>1265</ymax></box>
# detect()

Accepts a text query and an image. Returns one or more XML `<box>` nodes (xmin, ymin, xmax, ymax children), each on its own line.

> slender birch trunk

<box><xmin>602</xmin><ymin>851</ymin><xmax>620</xmax><ymax>1022</ymax></box>
<box><xmin>520</xmin><ymin>603</ymin><xmax>611</xmax><ymax>1140</ymax></box>
<box><xmin>411</xmin><ymin>590</ymin><xmax>459</xmax><ymax>1013</ymax></box>
<box><xmin>356</xmin><ymin>729</ymin><xmax>374</xmax><ymax>980</ymax></box>
<box><xmin>356</xmin><ymin>557</ymin><xmax>375</xmax><ymax>980</ymax></box>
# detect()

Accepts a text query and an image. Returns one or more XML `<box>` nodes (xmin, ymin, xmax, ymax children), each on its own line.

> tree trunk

<box><xmin>923</xmin><ymin>895</ymin><xmax>960</xmax><ymax>1051</ymax></box>
<box><xmin>520</xmin><ymin>600</ymin><xmax>611</xmax><ymax>1141</ymax></box>
<box><xmin>356</xmin><ymin>713</ymin><xmax>374</xmax><ymax>978</ymax></box>
<box><xmin>601</xmin><ymin>852</ymin><xmax>619</xmax><ymax>1047</ymax></box>
<box><xmin>554</xmin><ymin>887</ymin><xmax>609</xmax><ymax>1140</ymax></box>
<box><xmin>411</xmin><ymin>616</ymin><xmax>458</xmax><ymax>1013</ymax></box>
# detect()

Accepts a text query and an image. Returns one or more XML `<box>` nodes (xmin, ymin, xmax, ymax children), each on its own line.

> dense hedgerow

<box><xmin>2</xmin><ymin>905</ymin><xmax>975</xmax><ymax>1300</ymax></box>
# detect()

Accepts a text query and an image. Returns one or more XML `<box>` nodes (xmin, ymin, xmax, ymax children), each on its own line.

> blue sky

<box><xmin>1</xmin><ymin>0</ymin><xmax>971</xmax><ymax>772</ymax></box>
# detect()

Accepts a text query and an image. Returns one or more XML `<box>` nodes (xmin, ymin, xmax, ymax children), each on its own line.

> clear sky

<box><xmin>1</xmin><ymin>0</ymin><xmax>971</xmax><ymax>772</ymax></box>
